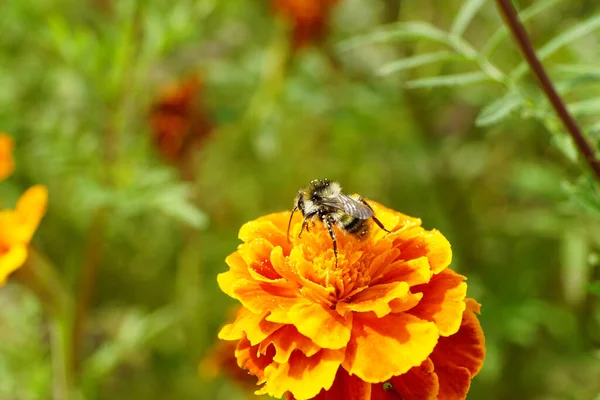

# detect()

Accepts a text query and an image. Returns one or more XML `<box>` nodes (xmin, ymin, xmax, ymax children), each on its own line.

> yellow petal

<box><xmin>408</xmin><ymin>269</ymin><xmax>467</xmax><ymax>337</ymax></box>
<box><xmin>267</xmin><ymin>302</ymin><xmax>352</xmax><ymax>350</ymax></box>
<box><xmin>258</xmin><ymin>348</ymin><xmax>345</xmax><ymax>400</ymax></box>
<box><xmin>0</xmin><ymin>245</ymin><xmax>27</xmax><ymax>284</ymax></box>
<box><xmin>343</xmin><ymin>312</ymin><xmax>439</xmax><ymax>383</ymax></box>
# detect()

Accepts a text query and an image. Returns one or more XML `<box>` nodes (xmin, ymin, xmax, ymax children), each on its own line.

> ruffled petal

<box><xmin>430</xmin><ymin>298</ymin><xmax>485</xmax><ymax>376</ymax></box>
<box><xmin>371</xmin><ymin>358</ymin><xmax>439</xmax><ymax>400</ymax></box>
<box><xmin>343</xmin><ymin>312</ymin><xmax>439</xmax><ymax>383</ymax></box>
<box><xmin>238</xmin><ymin>238</ymin><xmax>282</xmax><ymax>281</ymax></box>
<box><xmin>305</xmin><ymin>368</ymin><xmax>372</xmax><ymax>400</ymax></box>
<box><xmin>429</xmin><ymin>298</ymin><xmax>485</xmax><ymax>400</ymax></box>
<box><xmin>267</xmin><ymin>302</ymin><xmax>352</xmax><ymax>350</ymax></box>
<box><xmin>258</xmin><ymin>325</ymin><xmax>321</xmax><ymax>363</ymax></box>
<box><xmin>433</xmin><ymin>365</ymin><xmax>471</xmax><ymax>400</ymax></box>
<box><xmin>393</xmin><ymin>228</ymin><xmax>452</xmax><ymax>274</ymax></box>
<box><xmin>409</xmin><ymin>269</ymin><xmax>467</xmax><ymax>336</ymax></box>
<box><xmin>234</xmin><ymin>336</ymin><xmax>274</xmax><ymax>384</ymax></box>
<box><xmin>238</xmin><ymin>215</ymin><xmax>292</xmax><ymax>254</ymax></box>
<box><xmin>336</xmin><ymin>281</ymin><xmax>421</xmax><ymax>318</ymax></box>
<box><xmin>258</xmin><ymin>348</ymin><xmax>345</xmax><ymax>400</ymax></box>
<box><xmin>372</xmin><ymin>257</ymin><xmax>432</xmax><ymax>287</ymax></box>
<box><xmin>218</xmin><ymin>307</ymin><xmax>282</xmax><ymax>345</ymax></box>
<box><xmin>218</xmin><ymin>269</ymin><xmax>299</xmax><ymax>314</ymax></box>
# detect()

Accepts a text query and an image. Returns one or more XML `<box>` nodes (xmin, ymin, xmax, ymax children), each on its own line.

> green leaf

<box><xmin>404</xmin><ymin>71</ymin><xmax>490</xmax><ymax>88</ymax></box>
<box><xmin>476</xmin><ymin>92</ymin><xmax>524</xmax><ymax>126</ymax></box>
<box><xmin>338</xmin><ymin>21</ymin><xmax>477</xmax><ymax>58</ymax></box>
<box><xmin>338</xmin><ymin>21</ymin><xmax>450</xmax><ymax>52</ymax></box>
<box><xmin>564</xmin><ymin>176</ymin><xmax>600</xmax><ymax>218</ymax></box>
<box><xmin>151</xmin><ymin>185</ymin><xmax>209</xmax><ymax>229</ymax></box>
<box><xmin>510</xmin><ymin>14</ymin><xmax>600</xmax><ymax>81</ymax></box>
<box><xmin>551</xmin><ymin>134</ymin><xmax>579</xmax><ymax>163</ymax></box>
<box><xmin>568</xmin><ymin>98</ymin><xmax>600</xmax><ymax>117</ymax></box>
<box><xmin>451</xmin><ymin>0</ymin><xmax>486</xmax><ymax>37</ymax></box>
<box><xmin>554</xmin><ymin>64</ymin><xmax>600</xmax><ymax>78</ymax></box>
<box><xmin>376</xmin><ymin>51</ymin><xmax>463</xmax><ymax>76</ymax></box>
<box><xmin>482</xmin><ymin>0</ymin><xmax>566</xmax><ymax>57</ymax></box>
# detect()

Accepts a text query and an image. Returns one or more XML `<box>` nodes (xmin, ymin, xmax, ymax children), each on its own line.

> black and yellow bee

<box><xmin>287</xmin><ymin>179</ymin><xmax>390</xmax><ymax>265</ymax></box>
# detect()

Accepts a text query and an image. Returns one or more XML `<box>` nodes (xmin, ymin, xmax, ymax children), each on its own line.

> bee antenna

<box><xmin>287</xmin><ymin>206</ymin><xmax>298</xmax><ymax>243</ymax></box>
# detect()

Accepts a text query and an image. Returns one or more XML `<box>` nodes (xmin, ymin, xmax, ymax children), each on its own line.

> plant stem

<box><xmin>495</xmin><ymin>0</ymin><xmax>600</xmax><ymax>182</ymax></box>
<box><xmin>13</xmin><ymin>248</ymin><xmax>74</xmax><ymax>399</ymax></box>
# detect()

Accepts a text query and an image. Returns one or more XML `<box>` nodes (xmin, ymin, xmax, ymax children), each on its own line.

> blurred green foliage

<box><xmin>1</xmin><ymin>0</ymin><xmax>600</xmax><ymax>399</ymax></box>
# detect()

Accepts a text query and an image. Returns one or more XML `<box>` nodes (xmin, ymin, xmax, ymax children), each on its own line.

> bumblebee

<box><xmin>287</xmin><ymin>179</ymin><xmax>390</xmax><ymax>265</ymax></box>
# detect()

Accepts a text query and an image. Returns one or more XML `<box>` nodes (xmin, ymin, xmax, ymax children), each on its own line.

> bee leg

<box><xmin>298</xmin><ymin>218</ymin><xmax>309</xmax><ymax>239</ymax></box>
<box><xmin>323</xmin><ymin>218</ymin><xmax>338</xmax><ymax>267</ymax></box>
<box><xmin>371</xmin><ymin>216</ymin><xmax>391</xmax><ymax>233</ymax></box>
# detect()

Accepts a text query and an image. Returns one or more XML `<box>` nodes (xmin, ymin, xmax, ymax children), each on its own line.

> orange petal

<box><xmin>0</xmin><ymin>245</ymin><xmax>27</xmax><ymax>284</ymax></box>
<box><xmin>343</xmin><ymin>312</ymin><xmax>439</xmax><ymax>383</ymax></box>
<box><xmin>257</xmin><ymin>348</ymin><xmax>345</xmax><ymax>400</ymax></box>
<box><xmin>429</xmin><ymin>299</ymin><xmax>485</xmax><ymax>400</ymax></box>
<box><xmin>267</xmin><ymin>302</ymin><xmax>352</xmax><ymax>350</ymax></box>
<box><xmin>433</xmin><ymin>365</ymin><xmax>471</xmax><ymax>400</ymax></box>
<box><xmin>218</xmin><ymin>253</ymin><xmax>253</xmax><ymax>293</ymax></box>
<box><xmin>368</xmin><ymin>201</ymin><xmax>422</xmax><ymax>237</ymax></box>
<box><xmin>235</xmin><ymin>336</ymin><xmax>273</xmax><ymax>384</ymax></box>
<box><xmin>372</xmin><ymin>257</ymin><xmax>432</xmax><ymax>287</ymax></box>
<box><xmin>370</xmin><ymin>358</ymin><xmax>439</xmax><ymax>400</ymax></box>
<box><xmin>394</xmin><ymin>228</ymin><xmax>451</xmax><ymax>274</ymax></box>
<box><xmin>218</xmin><ymin>308</ymin><xmax>282</xmax><ymax>345</ymax></box>
<box><xmin>238</xmin><ymin>238</ymin><xmax>282</xmax><ymax>281</ymax></box>
<box><xmin>238</xmin><ymin>215</ymin><xmax>292</xmax><ymax>253</ymax></box>
<box><xmin>430</xmin><ymin>298</ymin><xmax>486</xmax><ymax>377</ymax></box>
<box><xmin>307</xmin><ymin>368</ymin><xmax>372</xmax><ymax>400</ymax></box>
<box><xmin>258</xmin><ymin>325</ymin><xmax>321</xmax><ymax>363</ymax></box>
<box><xmin>408</xmin><ymin>269</ymin><xmax>467</xmax><ymax>336</ymax></box>
<box><xmin>336</xmin><ymin>281</ymin><xmax>421</xmax><ymax>318</ymax></box>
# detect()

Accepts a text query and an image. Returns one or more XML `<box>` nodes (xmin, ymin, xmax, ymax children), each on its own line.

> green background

<box><xmin>1</xmin><ymin>0</ymin><xmax>600</xmax><ymax>399</ymax></box>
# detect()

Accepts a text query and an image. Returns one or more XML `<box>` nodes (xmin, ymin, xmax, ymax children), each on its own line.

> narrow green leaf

<box><xmin>339</xmin><ymin>21</ymin><xmax>479</xmax><ymax>60</ymax></box>
<box><xmin>554</xmin><ymin>64</ymin><xmax>600</xmax><ymax>78</ymax></box>
<box><xmin>404</xmin><ymin>71</ymin><xmax>490</xmax><ymax>88</ymax></box>
<box><xmin>451</xmin><ymin>0</ymin><xmax>486</xmax><ymax>37</ymax></box>
<box><xmin>568</xmin><ymin>98</ymin><xmax>600</xmax><ymax>117</ymax></box>
<box><xmin>475</xmin><ymin>92</ymin><xmax>524</xmax><ymax>126</ymax></box>
<box><xmin>376</xmin><ymin>51</ymin><xmax>462</xmax><ymax>76</ymax></box>
<box><xmin>482</xmin><ymin>0</ymin><xmax>565</xmax><ymax>57</ymax></box>
<box><xmin>338</xmin><ymin>21</ymin><xmax>451</xmax><ymax>52</ymax></box>
<box><xmin>510</xmin><ymin>14</ymin><xmax>600</xmax><ymax>81</ymax></box>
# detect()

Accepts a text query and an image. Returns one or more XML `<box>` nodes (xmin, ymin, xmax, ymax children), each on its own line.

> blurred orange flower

<box><xmin>0</xmin><ymin>185</ymin><xmax>48</xmax><ymax>285</ymax></box>
<box><xmin>217</xmin><ymin>201</ymin><xmax>485</xmax><ymax>399</ymax></box>
<box><xmin>148</xmin><ymin>75</ymin><xmax>212</xmax><ymax>162</ymax></box>
<box><xmin>273</xmin><ymin>0</ymin><xmax>340</xmax><ymax>49</ymax></box>
<box><xmin>0</xmin><ymin>133</ymin><xmax>15</xmax><ymax>181</ymax></box>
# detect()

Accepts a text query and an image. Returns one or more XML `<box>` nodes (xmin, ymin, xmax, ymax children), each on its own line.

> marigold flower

<box><xmin>148</xmin><ymin>75</ymin><xmax>213</xmax><ymax>162</ymax></box>
<box><xmin>217</xmin><ymin>201</ymin><xmax>485</xmax><ymax>399</ymax></box>
<box><xmin>272</xmin><ymin>0</ymin><xmax>340</xmax><ymax>49</ymax></box>
<box><xmin>0</xmin><ymin>185</ymin><xmax>48</xmax><ymax>285</ymax></box>
<box><xmin>0</xmin><ymin>133</ymin><xmax>15</xmax><ymax>181</ymax></box>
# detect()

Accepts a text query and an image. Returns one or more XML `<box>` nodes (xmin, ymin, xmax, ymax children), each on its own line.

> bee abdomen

<box><xmin>339</xmin><ymin>214</ymin><xmax>369</xmax><ymax>238</ymax></box>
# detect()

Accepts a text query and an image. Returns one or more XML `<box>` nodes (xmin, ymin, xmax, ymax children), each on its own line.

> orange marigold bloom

<box><xmin>217</xmin><ymin>201</ymin><xmax>485</xmax><ymax>399</ymax></box>
<box><xmin>273</xmin><ymin>0</ymin><xmax>340</xmax><ymax>49</ymax></box>
<box><xmin>0</xmin><ymin>133</ymin><xmax>15</xmax><ymax>181</ymax></box>
<box><xmin>148</xmin><ymin>75</ymin><xmax>213</xmax><ymax>162</ymax></box>
<box><xmin>0</xmin><ymin>185</ymin><xmax>48</xmax><ymax>285</ymax></box>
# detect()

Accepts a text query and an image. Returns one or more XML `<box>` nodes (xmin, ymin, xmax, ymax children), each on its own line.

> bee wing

<box><xmin>322</xmin><ymin>194</ymin><xmax>374</xmax><ymax>220</ymax></box>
